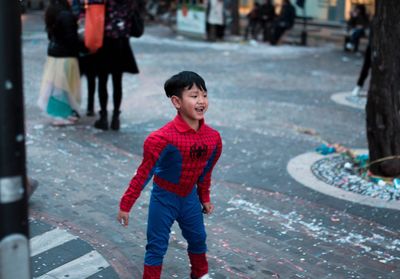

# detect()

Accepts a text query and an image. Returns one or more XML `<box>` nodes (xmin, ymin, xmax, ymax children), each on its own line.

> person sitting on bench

<box><xmin>269</xmin><ymin>0</ymin><xmax>296</xmax><ymax>45</ymax></box>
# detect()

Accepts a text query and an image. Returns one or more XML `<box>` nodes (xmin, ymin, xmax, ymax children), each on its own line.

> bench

<box><xmin>282</xmin><ymin>18</ymin><xmax>368</xmax><ymax>51</ymax></box>
<box><xmin>280</xmin><ymin>16</ymin><xmax>314</xmax><ymax>46</ymax></box>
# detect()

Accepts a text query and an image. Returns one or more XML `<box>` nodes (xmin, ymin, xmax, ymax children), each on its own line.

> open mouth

<box><xmin>195</xmin><ymin>107</ymin><xmax>205</xmax><ymax>113</ymax></box>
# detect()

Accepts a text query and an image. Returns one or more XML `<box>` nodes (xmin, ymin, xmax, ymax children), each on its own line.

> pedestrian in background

<box><xmin>79</xmin><ymin>51</ymin><xmax>99</xmax><ymax>116</ymax></box>
<box><xmin>345</xmin><ymin>4</ymin><xmax>370</xmax><ymax>53</ymax></box>
<box><xmin>269</xmin><ymin>0</ymin><xmax>295</xmax><ymax>45</ymax></box>
<box><xmin>206</xmin><ymin>0</ymin><xmax>225</xmax><ymax>41</ymax></box>
<box><xmin>351</xmin><ymin>19</ymin><xmax>374</xmax><ymax>97</ymax></box>
<box><xmin>94</xmin><ymin>0</ymin><xmax>141</xmax><ymax>131</ymax></box>
<box><xmin>117</xmin><ymin>71</ymin><xmax>223</xmax><ymax>279</ymax></box>
<box><xmin>72</xmin><ymin>0</ymin><xmax>101</xmax><ymax>117</ymax></box>
<box><xmin>260</xmin><ymin>0</ymin><xmax>276</xmax><ymax>42</ymax></box>
<box><xmin>243</xmin><ymin>2</ymin><xmax>261</xmax><ymax>41</ymax></box>
<box><xmin>38</xmin><ymin>0</ymin><xmax>84</xmax><ymax>125</ymax></box>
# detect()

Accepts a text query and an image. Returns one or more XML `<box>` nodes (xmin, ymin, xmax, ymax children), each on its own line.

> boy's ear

<box><xmin>170</xmin><ymin>96</ymin><xmax>181</xmax><ymax>109</ymax></box>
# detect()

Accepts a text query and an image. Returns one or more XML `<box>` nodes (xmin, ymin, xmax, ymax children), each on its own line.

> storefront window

<box><xmin>176</xmin><ymin>0</ymin><xmax>207</xmax><ymax>36</ymax></box>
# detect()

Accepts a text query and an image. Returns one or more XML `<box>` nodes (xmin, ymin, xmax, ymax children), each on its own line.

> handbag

<box><xmin>130</xmin><ymin>9</ymin><xmax>145</xmax><ymax>38</ymax></box>
<box><xmin>84</xmin><ymin>0</ymin><xmax>105</xmax><ymax>52</ymax></box>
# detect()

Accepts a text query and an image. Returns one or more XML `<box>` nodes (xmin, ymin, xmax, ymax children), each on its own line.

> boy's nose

<box><xmin>197</xmin><ymin>96</ymin><xmax>206</xmax><ymax>104</ymax></box>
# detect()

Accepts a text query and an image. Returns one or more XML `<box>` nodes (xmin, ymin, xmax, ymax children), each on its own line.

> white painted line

<box><xmin>30</xmin><ymin>228</ymin><xmax>78</xmax><ymax>257</ymax></box>
<box><xmin>287</xmin><ymin>151</ymin><xmax>400</xmax><ymax>211</ymax></box>
<box><xmin>34</xmin><ymin>250</ymin><xmax>109</xmax><ymax>279</ymax></box>
<box><xmin>331</xmin><ymin>92</ymin><xmax>366</xmax><ymax>109</ymax></box>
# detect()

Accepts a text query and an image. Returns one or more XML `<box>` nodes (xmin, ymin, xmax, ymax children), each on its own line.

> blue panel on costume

<box><xmin>198</xmin><ymin>146</ymin><xmax>218</xmax><ymax>183</ymax></box>
<box><xmin>154</xmin><ymin>144</ymin><xmax>182</xmax><ymax>184</ymax></box>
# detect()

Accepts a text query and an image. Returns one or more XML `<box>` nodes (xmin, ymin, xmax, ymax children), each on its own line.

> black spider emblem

<box><xmin>190</xmin><ymin>143</ymin><xmax>208</xmax><ymax>160</ymax></box>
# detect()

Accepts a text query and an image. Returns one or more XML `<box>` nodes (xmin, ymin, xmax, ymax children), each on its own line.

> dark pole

<box><xmin>230</xmin><ymin>0</ymin><xmax>240</xmax><ymax>35</ymax></box>
<box><xmin>0</xmin><ymin>0</ymin><xmax>31</xmax><ymax>278</ymax></box>
<box><xmin>300</xmin><ymin>6</ymin><xmax>307</xmax><ymax>46</ymax></box>
<box><xmin>297</xmin><ymin>0</ymin><xmax>307</xmax><ymax>46</ymax></box>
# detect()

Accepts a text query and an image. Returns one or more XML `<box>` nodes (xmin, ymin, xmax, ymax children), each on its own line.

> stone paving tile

<box><xmin>357</xmin><ymin>267</ymin><xmax>396</xmax><ymax>279</ymax></box>
<box><xmin>285</xmin><ymin>236</ymin><xmax>329</xmax><ymax>257</ymax></box>
<box><xmin>352</xmin><ymin>254</ymin><xmax>399</xmax><ymax>273</ymax></box>
<box><xmin>262</xmin><ymin>257</ymin><xmax>307</xmax><ymax>278</ymax></box>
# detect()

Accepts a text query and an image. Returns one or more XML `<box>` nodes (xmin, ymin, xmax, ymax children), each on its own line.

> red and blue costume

<box><xmin>120</xmin><ymin>114</ymin><xmax>222</xmax><ymax>278</ymax></box>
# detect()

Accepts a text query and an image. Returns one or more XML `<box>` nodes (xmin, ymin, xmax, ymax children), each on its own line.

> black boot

<box><xmin>111</xmin><ymin>110</ymin><xmax>120</xmax><ymax>131</ymax></box>
<box><xmin>94</xmin><ymin>110</ymin><xmax>108</xmax><ymax>130</ymax></box>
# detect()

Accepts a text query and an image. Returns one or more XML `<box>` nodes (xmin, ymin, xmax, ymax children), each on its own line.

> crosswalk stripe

<box><xmin>30</xmin><ymin>228</ymin><xmax>78</xmax><ymax>257</ymax></box>
<box><xmin>34</xmin><ymin>250</ymin><xmax>110</xmax><ymax>279</ymax></box>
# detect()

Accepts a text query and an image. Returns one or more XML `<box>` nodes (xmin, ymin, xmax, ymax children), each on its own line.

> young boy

<box><xmin>117</xmin><ymin>71</ymin><xmax>222</xmax><ymax>279</ymax></box>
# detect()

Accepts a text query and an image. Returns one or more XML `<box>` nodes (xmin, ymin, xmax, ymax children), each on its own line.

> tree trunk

<box><xmin>366</xmin><ymin>0</ymin><xmax>400</xmax><ymax>177</ymax></box>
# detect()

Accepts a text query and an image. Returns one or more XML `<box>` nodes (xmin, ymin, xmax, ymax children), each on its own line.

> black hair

<box><xmin>164</xmin><ymin>71</ymin><xmax>207</xmax><ymax>98</ymax></box>
<box><xmin>356</xmin><ymin>4</ymin><xmax>367</xmax><ymax>17</ymax></box>
<box><xmin>45</xmin><ymin>0</ymin><xmax>70</xmax><ymax>36</ymax></box>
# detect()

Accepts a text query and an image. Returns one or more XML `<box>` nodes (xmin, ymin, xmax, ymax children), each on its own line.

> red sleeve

<box><xmin>119</xmin><ymin>132</ymin><xmax>168</xmax><ymax>212</ymax></box>
<box><xmin>197</xmin><ymin>133</ymin><xmax>222</xmax><ymax>204</ymax></box>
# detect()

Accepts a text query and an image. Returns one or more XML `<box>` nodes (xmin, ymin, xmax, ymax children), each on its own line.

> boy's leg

<box><xmin>143</xmin><ymin>265</ymin><xmax>162</xmax><ymax>279</ymax></box>
<box><xmin>177</xmin><ymin>191</ymin><xmax>208</xmax><ymax>278</ymax></box>
<box><xmin>144</xmin><ymin>185</ymin><xmax>179</xmax><ymax>278</ymax></box>
<box><xmin>188</xmin><ymin>252</ymin><xmax>208</xmax><ymax>279</ymax></box>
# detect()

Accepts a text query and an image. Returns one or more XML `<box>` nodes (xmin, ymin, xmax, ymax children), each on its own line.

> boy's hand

<box><xmin>202</xmin><ymin>202</ymin><xmax>214</xmax><ymax>215</ymax></box>
<box><xmin>117</xmin><ymin>210</ymin><xmax>129</xmax><ymax>227</ymax></box>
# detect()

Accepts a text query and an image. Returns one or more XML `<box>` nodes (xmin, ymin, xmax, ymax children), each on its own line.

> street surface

<box><xmin>21</xmin><ymin>11</ymin><xmax>400</xmax><ymax>279</ymax></box>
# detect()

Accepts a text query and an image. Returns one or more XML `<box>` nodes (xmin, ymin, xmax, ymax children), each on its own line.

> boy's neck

<box><xmin>179</xmin><ymin>114</ymin><xmax>201</xmax><ymax>131</ymax></box>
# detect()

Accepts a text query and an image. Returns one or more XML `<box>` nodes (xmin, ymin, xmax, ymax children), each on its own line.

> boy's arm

<box><xmin>197</xmin><ymin>133</ymin><xmax>223</xmax><ymax>204</ymax></box>
<box><xmin>119</xmin><ymin>133</ymin><xmax>167</xmax><ymax>212</ymax></box>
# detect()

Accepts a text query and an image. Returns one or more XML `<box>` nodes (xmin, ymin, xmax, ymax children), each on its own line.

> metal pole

<box><xmin>230</xmin><ymin>0</ymin><xmax>240</xmax><ymax>35</ymax></box>
<box><xmin>297</xmin><ymin>0</ymin><xmax>307</xmax><ymax>46</ymax></box>
<box><xmin>300</xmin><ymin>6</ymin><xmax>307</xmax><ymax>46</ymax></box>
<box><xmin>0</xmin><ymin>0</ymin><xmax>31</xmax><ymax>278</ymax></box>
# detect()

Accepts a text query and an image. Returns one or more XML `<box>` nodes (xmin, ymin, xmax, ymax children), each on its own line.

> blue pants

<box><xmin>144</xmin><ymin>184</ymin><xmax>207</xmax><ymax>266</ymax></box>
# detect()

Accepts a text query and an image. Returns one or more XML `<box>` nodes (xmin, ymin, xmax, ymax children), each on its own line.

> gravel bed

<box><xmin>311</xmin><ymin>154</ymin><xmax>400</xmax><ymax>201</ymax></box>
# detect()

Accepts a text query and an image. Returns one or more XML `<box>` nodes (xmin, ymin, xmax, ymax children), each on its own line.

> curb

<box><xmin>287</xmin><ymin>151</ymin><xmax>400</xmax><ymax>211</ymax></box>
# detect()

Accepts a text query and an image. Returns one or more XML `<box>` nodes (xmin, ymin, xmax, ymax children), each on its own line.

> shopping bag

<box><xmin>84</xmin><ymin>0</ymin><xmax>105</xmax><ymax>52</ymax></box>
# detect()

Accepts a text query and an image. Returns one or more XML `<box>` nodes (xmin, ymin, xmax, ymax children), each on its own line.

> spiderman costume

<box><xmin>120</xmin><ymin>113</ymin><xmax>222</xmax><ymax>278</ymax></box>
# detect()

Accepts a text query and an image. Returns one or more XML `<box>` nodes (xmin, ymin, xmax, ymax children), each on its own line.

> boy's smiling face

<box><xmin>171</xmin><ymin>84</ymin><xmax>208</xmax><ymax>130</ymax></box>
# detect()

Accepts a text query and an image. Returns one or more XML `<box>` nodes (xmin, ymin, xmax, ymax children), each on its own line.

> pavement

<box><xmin>18</xmin><ymin>10</ymin><xmax>400</xmax><ymax>279</ymax></box>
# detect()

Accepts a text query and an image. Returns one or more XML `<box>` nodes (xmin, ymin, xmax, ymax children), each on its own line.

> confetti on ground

<box><xmin>311</xmin><ymin>155</ymin><xmax>400</xmax><ymax>201</ymax></box>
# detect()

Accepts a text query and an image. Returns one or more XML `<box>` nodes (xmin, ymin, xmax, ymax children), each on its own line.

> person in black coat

<box><xmin>345</xmin><ymin>4</ymin><xmax>370</xmax><ymax>52</ymax></box>
<box><xmin>243</xmin><ymin>2</ymin><xmax>261</xmax><ymax>41</ymax></box>
<box><xmin>45</xmin><ymin>0</ymin><xmax>82</xmax><ymax>58</ymax></box>
<box><xmin>351</xmin><ymin>21</ymin><xmax>373</xmax><ymax>96</ymax></box>
<box><xmin>270</xmin><ymin>0</ymin><xmax>296</xmax><ymax>45</ymax></box>
<box><xmin>71</xmin><ymin>0</ymin><xmax>99</xmax><ymax>117</ymax></box>
<box><xmin>259</xmin><ymin>0</ymin><xmax>276</xmax><ymax>42</ymax></box>
<box><xmin>94</xmin><ymin>0</ymin><xmax>140</xmax><ymax>131</ymax></box>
